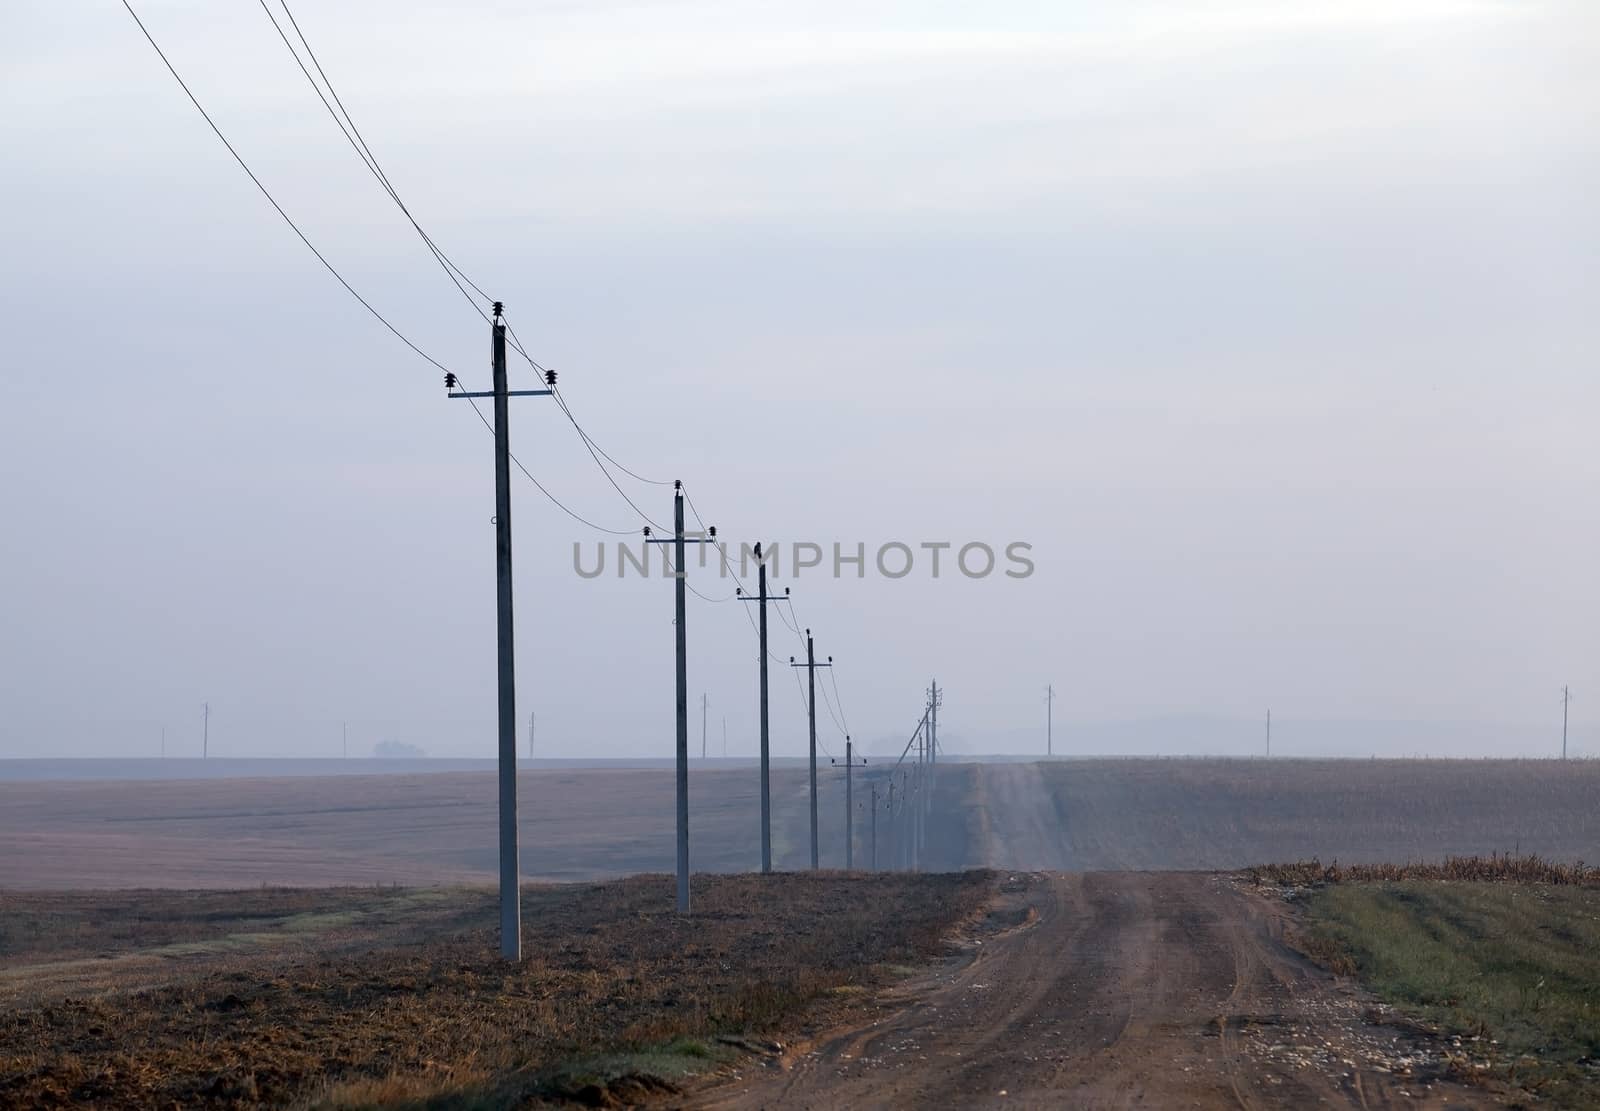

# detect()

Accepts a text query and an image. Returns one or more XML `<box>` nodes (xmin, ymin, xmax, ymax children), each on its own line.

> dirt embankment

<box><xmin>693</xmin><ymin>872</ymin><xmax>1501</xmax><ymax>1110</ymax></box>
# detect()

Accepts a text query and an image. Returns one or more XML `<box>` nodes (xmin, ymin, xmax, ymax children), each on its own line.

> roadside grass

<box><xmin>0</xmin><ymin>871</ymin><xmax>994</xmax><ymax>1109</ymax></box>
<box><xmin>1285</xmin><ymin>868</ymin><xmax>1600</xmax><ymax>1107</ymax></box>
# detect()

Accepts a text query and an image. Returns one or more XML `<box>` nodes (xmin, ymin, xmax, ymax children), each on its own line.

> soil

<box><xmin>690</xmin><ymin>872</ymin><xmax>1501</xmax><ymax>1110</ymax></box>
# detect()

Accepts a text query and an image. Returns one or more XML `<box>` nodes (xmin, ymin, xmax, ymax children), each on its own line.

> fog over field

<box><xmin>3</xmin><ymin>759</ymin><xmax>1595</xmax><ymax>889</ymax></box>
<box><xmin>2</xmin><ymin>0</ymin><xmax>1596</xmax><ymax>762</ymax></box>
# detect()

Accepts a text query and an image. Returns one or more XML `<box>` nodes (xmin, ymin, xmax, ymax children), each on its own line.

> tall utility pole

<box><xmin>202</xmin><ymin>702</ymin><xmax>209</xmax><ymax>759</ymax></box>
<box><xmin>701</xmin><ymin>693</ymin><xmax>708</xmax><ymax>760</ymax></box>
<box><xmin>1046</xmin><ymin>683</ymin><xmax>1054</xmax><ymax>756</ymax></box>
<box><xmin>928</xmin><ymin>680</ymin><xmax>940</xmax><ymax>765</ymax></box>
<box><xmin>738</xmin><ymin>551</ymin><xmax>790</xmax><ymax>874</ymax></box>
<box><xmin>1562</xmin><ymin>686</ymin><xmax>1571</xmax><ymax>760</ymax></box>
<box><xmin>645</xmin><ymin>484</ymin><xmax>714</xmax><ymax>913</ymax></box>
<box><xmin>791</xmin><ymin>632</ymin><xmax>832</xmax><ymax>869</ymax></box>
<box><xmin>447</xmin><ymin>301</ymin><xmax>553</xmax><ymax>959</ymax></box>
<box><xmin>833</xmin><ymin>737</ymin><xmax>866</xmax><ymax>869</ymax></box>
<box><xmin>489</xmin><ymin>304</ymin><xmax>521</xmax><ymax>959</ymax></box>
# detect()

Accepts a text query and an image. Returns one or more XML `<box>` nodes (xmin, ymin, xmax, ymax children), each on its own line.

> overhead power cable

<box><xmin>124</xmin><ymin>1</ymin><xmax>643</xmax><ymax>539</ymax></box>
<box><xmin>257</xmin><ymin>0</ymin><xmax>493</xmax><ymax>321</ymax></box>
<box><xmin>120</xmin><ymin>0</ymin><xmax>458</xmax><ymax>379</ymax></box>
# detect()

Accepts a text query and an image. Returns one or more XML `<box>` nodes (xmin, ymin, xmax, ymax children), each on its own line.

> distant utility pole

<box><xmin>738</xmin><ymin>551</ymin><xmax>791</xmax><ymax>874</ymax></box>
<box><xmin>886</xmin><ymin>779</ymin><xmax>896</xmax><ymax>870</ymax></box>
<box><xmin>791</xmin><ymin>632</ymin><xmax>832</xmax><ymax>869</ymax></box>
<box><xmin>869</xmin><ymin>785</ymin><xmax>878</xmax><ymax>871</ymax></box>
<box><xmin>202</xmin><ymin>702</ymin><xmax>209</xmax><ymax>759</ymax></box>
<box><xmin>928</xmin><ymin>680</ymin><xmax>941</xmax><ymax>765</ymax></box>
<box><xmin>701</xmin><ymin>693</ymin><xmax>708</xmax><ymax>760</ymax></box>
<box><xmin>832</xmin><ymin>736</ymin><xmax>867</xmax><ymax>869</ymax></box>
<box><xmin>447</xmin><ymin>300</ymin><xmax>554</xmax><ymax>961</ymax></box>
<box><xmin>645</xmin><ymin>483</ymin><xmax>715</xmax><ymax>913</ymax></box>
<box><xmin>1562</xmin><ymin>686</ymin><xmax>1571</xmax><ymax>760</ymax></box>
<box><xmin>1046</xmin><ymin>683</ymin><xmax>1054</xmax><ymax>757</ymax></box>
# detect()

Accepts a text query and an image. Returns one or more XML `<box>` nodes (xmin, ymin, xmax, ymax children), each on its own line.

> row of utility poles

<box><xmin>456</xmin><ymin>301</ymin><xmax>919</xmax><ymax>959</ymax></box>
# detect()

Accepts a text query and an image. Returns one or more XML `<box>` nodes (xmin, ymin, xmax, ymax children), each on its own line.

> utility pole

<box><xmin>1562</xmin><ymin>686</ymin><xmax>1571</xmax><ymax>760</ymax></box>
<box><xmin>832</xmin><ymin>737</ymin><xmax>866</xmax><ymax>869</ymax></box>
<box><xmin>447</xmin><ymin>301</ymin><xmax>553</xmax><ymax>960</ymax></box>
<box><xmin>645</xmin><ymin>484</ymin><xmax>715</xmax><ymax>912</ymax></box>
<box><xmin>1046</xmin><ymin>683</ymin><xmax>1054</xmax><ymax>757</ymax></box>
<box><xmin>870</xmin><ymin>784</ymin><xmax>878</xmax><ymax>871</ymax></box>
<box><xmin>928</xmin><ymin>680</ymin><xmax>940</xmax><ymax>765</ymax></box>
<box><xmin>791</xmin><ymin>632</ymin><xmax>832</xmax><ymax>870</ymax></box>
<box><xmin>738</xmin><ymin>551</ymin><xmax>790</xmax><ymax>875</ymax></box>
<box><xmin>202</xmin><ymin>702</ymin><xmax>209</xmax><ymax>759</ymax></box>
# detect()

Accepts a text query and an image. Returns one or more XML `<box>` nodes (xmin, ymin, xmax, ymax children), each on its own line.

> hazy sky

<box><xmin>2</xmin><ymin>1</ymin><xmax>1595</xmax><ymax>759</ymax></box>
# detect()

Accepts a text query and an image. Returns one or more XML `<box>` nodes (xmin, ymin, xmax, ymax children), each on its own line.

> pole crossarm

<box><xmin>449</xmin><ymin>388</ymin><xmax>552</xmax><ymax>399</ymax></box>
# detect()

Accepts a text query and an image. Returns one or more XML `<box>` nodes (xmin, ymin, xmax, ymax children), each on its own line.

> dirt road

<box><xmin>691</xmin><ymin>872</ymin><xmax>1495</xmax><ymax>1110</ymax></box>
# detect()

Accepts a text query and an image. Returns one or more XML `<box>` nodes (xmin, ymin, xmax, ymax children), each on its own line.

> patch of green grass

<box><xmin>1305</xmin><ymin>881</ymin><xmax>1600</xmax><ymax>1105</ymax></box>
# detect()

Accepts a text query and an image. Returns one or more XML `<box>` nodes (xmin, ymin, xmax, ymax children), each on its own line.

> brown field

<box><xmin>0</xmin><ymin>873</ymin><xmax>994</xmax><ymax>1109</ymax></box>
<box><xmin>0</xmin><ymin>767</ymin><xmax>832</xmax><ymax>889</ymax></box>
<box><xmin>3</xmin><ymin>758</ymin><xmax>1597</xmax><ymax>889</ymax></box>
<box><xmin>944</xmin><ymin>757</ymin><xmax>1600</xmax><ymax>871</ymax></box>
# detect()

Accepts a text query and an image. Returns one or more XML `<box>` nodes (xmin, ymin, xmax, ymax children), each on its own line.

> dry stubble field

<box><xmin>2</xmin><ymin>759</ymin><xmax>1598</xmax><ymax>887</ymax></box>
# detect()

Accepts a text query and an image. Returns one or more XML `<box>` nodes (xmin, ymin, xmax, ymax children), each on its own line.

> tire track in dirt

<box><xmin>689</xmin><ymin>872</ymin><xmax>1499</xmax><ymax>1110</ymax></box>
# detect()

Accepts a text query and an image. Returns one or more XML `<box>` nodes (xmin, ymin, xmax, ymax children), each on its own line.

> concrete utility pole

<box><xmin>489</xmin><ymin>305</ymin><xmax>521</xmax><ymax>959</ymax></box>
<box><xmin>887</xmin><ymin>778</ymin><xmax>896</xmax><ymax>870</ymax></box>
<box><xmin>447</xmin><ymin>300</ymin><xmax>554</xmax><ymax>959</ymax></box>
<box><xmin>645</xmin><ymin>484</ymin><xmax>715</xmax><ymax>912</ymax></box>
<box><xmin>1046</xmin><ymin>683</ymin><xmax>1054</xmax><ymax>756</ymax></box>
<box><xmin>1562</xmin><ymin>686</ymin><xmax>1571</xmax><ymax>760</ymax></box>
<box><xmin>833</xmin><ymin>736</ymin><xmax>866</xmax><ymax>869</ymax></box>
<box><xmin>870</xmin><ymin>785</ymin><xmax>878</xmax><ymax>871</ymax></box>
<box><xmin>928</xmin><ymin>680</ymin><xmax>940</xmax><ymax>765</ymax></box>
<box><xmin>739</xmin><ymin>552</ymin><xmax>790</xmax><ymax>874</ymax></box>
<box><xmin>202</xmin><ymin>702</ymin><xmax>209</xmax><ymax>759</ymax></box>
<box><xmin>791</xmin><ymin>633</ymin><xmax>832</xmax><ymax>869</ymax></box>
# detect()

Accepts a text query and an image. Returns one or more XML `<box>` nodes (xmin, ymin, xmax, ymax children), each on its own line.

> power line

<box><xmin>792</xmin><ymin>662</ymin><xmax>835</xmax><ymax>761</ymax></box>
<box><xmin>660</xmin><ymin>545</ymin><xmax>737</xmax><ymax>603</ymax></box>
<box><xmin>120</xmin><ymin>0</ymin><xmax>460</xmax><ymax>380</ymax></box>
<box><xmin>826</xmin><ymin>666</ymin><xmax>852</xmax><ymax>738</ymax></box>
<box><xmin>259</xmin><ymin>0</ymin><xmax>494</xmax><ymax>321</ymax></box>
<box><xmin>456</xmin><ymin>384</ymin><xmax>636</xmax><ymax>535</ymax></box>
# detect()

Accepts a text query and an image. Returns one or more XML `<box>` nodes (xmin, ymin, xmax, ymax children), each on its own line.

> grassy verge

<box><xmin>0</xmin><ymin>871</ymin><xmax>994</xmax><ymax>1109</ymax></box>
<box><xmin>1286</xmin><ymin>870</ymin><xmax>1600</xmax><ymax>1107</ymax></box>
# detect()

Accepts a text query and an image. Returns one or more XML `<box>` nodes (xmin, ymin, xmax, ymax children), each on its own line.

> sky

<box><xmin>1</xmin><ymin>0</ymin><xmax>1595</xmax><ymax>760</ymax></box>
